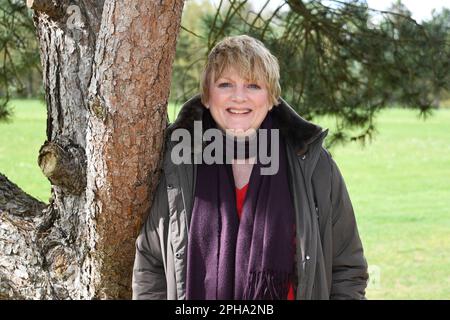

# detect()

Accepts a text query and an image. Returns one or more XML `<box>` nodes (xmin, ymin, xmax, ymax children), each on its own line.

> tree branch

<box><xmin>0</xmin><ymin>173</ymin><xmax>53</xmax><ymax>299</ymax></box>
<box><xmin>0</xmin><ymin>173</ymin><xmax>47</xmax><ymax>216</ymax></box>
<box><xmin>38</xmin><ymin>140</ymin><xmax>86</xmax><ymax>195</ymax></box>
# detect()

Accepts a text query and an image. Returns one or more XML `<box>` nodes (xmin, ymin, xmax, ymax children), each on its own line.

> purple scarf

<box><xmin>186</xmin><ymin>114</ymin><xmax>296</xmax><ymax>300</ymax></box>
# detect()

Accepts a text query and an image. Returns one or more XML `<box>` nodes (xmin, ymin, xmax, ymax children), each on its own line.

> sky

<box><xmin>365</xmin><ymin>0</ymin><xmax>448</xmax><ymax>22</ymax></box>
<box><xmin>207</xmin><ymin>0</ymin><xmax>449</xmax><ymax>22</ymax></box>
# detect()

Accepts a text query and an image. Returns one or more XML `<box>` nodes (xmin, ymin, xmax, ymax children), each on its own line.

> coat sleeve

<box><xmin>329</xmin><ymin>157</ymin><xmax>369</xmax><ymax>300</ymax></box>
<box><xmin>132</xmin><ymin>175</ymin><xmax>169</xmax><ymax>300</ymax></box>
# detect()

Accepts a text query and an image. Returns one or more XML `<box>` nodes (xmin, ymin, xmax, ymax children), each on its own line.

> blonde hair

<box><xmin>200</xmin><ymin>35</ymin><xmax>281</xmax><ymax>107</ymax></box>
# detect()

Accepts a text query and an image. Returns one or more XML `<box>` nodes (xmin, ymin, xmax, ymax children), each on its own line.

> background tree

<box><xmin>173</xmin><ymin>0</ymin><xmax>450</xmax><ymax>146</ymax></box>
<box><xmin>0</xmin><ymin>0</ymin><xmax>184</xmax><ymax>299</ymax></box>
<box><xmin>0</xmin><ymin>0</ymin><xmax>41</xmax><ymax>120</ymax></box>
<box><xmin>377</xmin><ymin>1</ymin><xmax>450</xmax><ymax>110</ymax></box>
<box><xmin>419</xmin><ymin>7</ymin><xmax>450</xmax><ymax>107</ymax></box>
<box><xmin>169</xmin><ymin>0</ymin><xmax>214</xmax><ymax>113</ymax></box>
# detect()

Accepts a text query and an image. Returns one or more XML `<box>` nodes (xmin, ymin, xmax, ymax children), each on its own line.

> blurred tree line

<box><xmin>1</xmin><ymin>0</ymin><xmax>449</xmax><ymax>144</ymax></box>
<box><xmin>0</xmin><ymin>0</ymin><xmax>42</xmax><ymax>119</ymax></box>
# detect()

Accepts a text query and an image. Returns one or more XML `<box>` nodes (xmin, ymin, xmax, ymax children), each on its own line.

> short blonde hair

<box><xmin>200</xmin><ymin>35</ymin><xmax>281</xmax><ymax>107</ymax></box>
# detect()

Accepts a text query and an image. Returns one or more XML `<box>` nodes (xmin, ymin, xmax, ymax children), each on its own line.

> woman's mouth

<box><xmin>226</xmin><ymin>108</ymin><xmax>252</xmax><ymax>115</ymax></box>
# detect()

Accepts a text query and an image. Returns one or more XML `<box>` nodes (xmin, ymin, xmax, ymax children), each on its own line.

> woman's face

<box><xmin>207</xmin><ymin>68</ymin><xmax>272</xmax><ymax>134</ymax></box>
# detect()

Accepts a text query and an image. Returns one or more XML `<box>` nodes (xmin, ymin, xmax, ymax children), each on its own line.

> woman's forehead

<box><xmin>214</xmin><ymin>68</ymin><xmax>264</xmax><ymax>83</ymax></box>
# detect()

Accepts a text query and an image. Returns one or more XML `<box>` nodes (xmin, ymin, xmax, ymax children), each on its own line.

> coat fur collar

<box><xmin>167</xmin><ymin>94</ymin><xmax>325</xmax><ymax>155</ymax></box>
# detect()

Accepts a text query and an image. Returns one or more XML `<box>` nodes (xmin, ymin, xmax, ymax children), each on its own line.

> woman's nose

<box><xmin>231</xmin><ymin>86</ymin><xmax>247</xmax><ymax>102</ymax></box>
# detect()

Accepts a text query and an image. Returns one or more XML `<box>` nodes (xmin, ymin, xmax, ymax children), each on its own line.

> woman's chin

<box><xmin>224</xmin><ymin>126</ymin><xmax>257</xmax><ymax>137</ymax></box>
<box><xmin>224</xmin><ymin>120</ymin><xmax>247</xmax><ymax>128</ymax></box>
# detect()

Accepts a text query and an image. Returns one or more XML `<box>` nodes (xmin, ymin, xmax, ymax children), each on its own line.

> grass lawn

<box><xmin>0</xmin><ymin>99</ymin><xmax>50</xmax><ymax>203</ymax></box>
<box><xmin>317</xmin><ymin>108</ymin><xmax>450</xmax><ymax>299</ymax></box>
<box><xmin>1</xmin><ymin>100</ymin><xmax>449</xmax><ymax>299</ymax></box>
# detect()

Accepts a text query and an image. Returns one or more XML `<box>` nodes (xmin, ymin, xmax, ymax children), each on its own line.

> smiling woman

<box><xmin>200</xmin><ymin>36</ymin><xmax>280</xmax><ymax>134</ymax></box>
<box><xmin>132</xmin><ymin>35</ymin><xmax>369</xmax><ymax>300</ymax></box>
<box><xmin>204</xmin><ymin>69</ymin><xmax>271</xmax><ymax>133</ymax></box>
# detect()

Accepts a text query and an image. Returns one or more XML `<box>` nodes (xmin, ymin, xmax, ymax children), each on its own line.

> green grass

<box><xmin>0</xmin><ymin>99</ymin><xmax>50</xmax><ymax>203</ymax></box>
<box><xmin>316</xmin><ymin>108</ymin><xmax>450</xmax><ymax>299</ymax></box>
<box><xmin>1</xmin><ymin>100</ymin><xmax>449</xmax><ymax>299</ymax></box>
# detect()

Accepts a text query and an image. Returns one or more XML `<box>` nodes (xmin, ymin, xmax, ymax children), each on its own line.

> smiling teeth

<box><xmin>228</xmin><ymin>108</ymin><xmax>251</xmax><ymax>114</ymax></box>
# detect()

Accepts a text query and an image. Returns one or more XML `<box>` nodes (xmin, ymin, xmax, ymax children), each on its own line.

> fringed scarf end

<box><xmin>243</xmin><ymin>270</ymin><xmax>292</xmax><ymax>300</ymax></box>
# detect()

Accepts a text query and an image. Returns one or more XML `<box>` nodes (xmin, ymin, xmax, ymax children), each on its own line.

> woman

<box><xmin>132</xmin><ymin>35</ymin><xmax>368</xmax><ymax>300</ymax></box>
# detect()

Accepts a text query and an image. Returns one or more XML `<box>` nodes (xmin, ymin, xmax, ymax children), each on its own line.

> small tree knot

<box><xmin>38</xmin><ymin>139</ymin><xmax>86</xmax><ymax>195</ymax></box>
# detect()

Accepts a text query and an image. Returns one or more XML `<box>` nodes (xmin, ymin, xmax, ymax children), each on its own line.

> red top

<box><xmin>235</xmin><ymin>184</ymin><xmax>249</xmax><ymax>220</ymax></box>
<box><xmin>235</xmin><ymin>184</ymin><xmax>295</xmax><ymax>300</ymax></box>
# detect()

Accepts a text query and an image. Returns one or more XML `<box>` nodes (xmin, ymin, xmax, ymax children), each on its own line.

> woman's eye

<box><xmin>248</xmin><ymin>84</ymin><xmax>261</xmax><ymax>89</ymax></box>
<box><xmin>218</xmin><ymin>82</ymin><xmax>232</xmax><ymax>88</ymax></box>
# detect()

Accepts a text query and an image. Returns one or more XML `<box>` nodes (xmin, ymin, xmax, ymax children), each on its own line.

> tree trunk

<box><xmin>0</xmin><ymin>0</ymin><xmax>184</xmax><ymax>299</ymax></box>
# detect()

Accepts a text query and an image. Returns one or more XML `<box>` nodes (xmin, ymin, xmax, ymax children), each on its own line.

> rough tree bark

<box><xmin>0</xmin><ymin>0</ymin><xmax>184</xmax><ymax>299</ymax></box>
